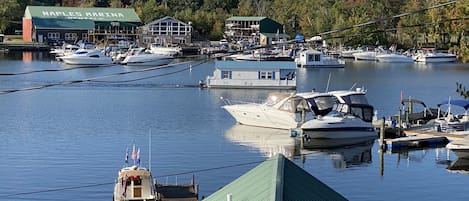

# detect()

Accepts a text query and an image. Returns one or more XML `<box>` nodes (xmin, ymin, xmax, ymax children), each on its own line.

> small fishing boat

<box><xmin>113</xmin><ymin>145</ymin><xmax>157</xmax><ymax>201</ymax></box>
<box><xmin>434</xmin><ymin>99</ymin><xmax>469</xmax><ymax>132</ymax></box>
<box><xmin>295</xmin><ymin>49</ymin><xmax>345</xmax><ymax>68</ymax></box>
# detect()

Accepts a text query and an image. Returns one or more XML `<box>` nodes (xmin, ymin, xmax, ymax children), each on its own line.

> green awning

<box><xmin>33</xmin><ymin>18</ymin><xmax>94</xmax><ymax>30</ymax></box>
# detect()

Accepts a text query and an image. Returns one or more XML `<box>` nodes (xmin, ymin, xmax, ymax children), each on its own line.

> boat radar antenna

<box><xmin>349</xmin><ymin>83</ymin><xmax>357</xmax><ymax>91</ymax></box>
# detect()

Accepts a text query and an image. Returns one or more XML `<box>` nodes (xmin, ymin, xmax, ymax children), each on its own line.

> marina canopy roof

<box><xmin>24</xmin><ymin>6</ymin><xmax>141</xmax><ymax>22</ymax></box>
<box><xmin>203</xmin><ymin>154</ymin><xmax>348</xmax><ymax>201</ymax></box>
<box><xmin>24</xmin><ymin>6</ymin><xmax>141</xmax><ymax>30</ymax></box>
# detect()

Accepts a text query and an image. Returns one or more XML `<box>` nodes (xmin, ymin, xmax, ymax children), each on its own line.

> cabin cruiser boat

<box><xmin>413</xmin><ymin>48</ymin><xmax>457</xmax><ymax>63</ymax></box>
<box><xmin>59</xmin><ymin>49</ymin><xmax>113</xmax><ymax>65</ymax></box>
<box><xmin>352</xmin><ymin>46</ymin><xmax>386</xmax><ymax>61</ymax></box>
<box><xmin>149</xmin><ymin>43</ymin><xmax>182</xmax><ymax>56</ymax></box>
<box><xmin>222</xmin><ymin>91</ymin><xmax>336</xmax><ymax>130</ymax></box>
<box><xmin>434</xmin><ymin>99</ymin><xmax>469</xmax><ymax>132</ymax></box>
<box><xmin>121</xmin><ymin>48</ymin><xmax>174</xmax><ymax>66</ymax></box>
<box><xmin>295</xmin><ymin>49</ymin><xmax>345</xmax><ymax>68</ymax></box>
<box><xmin>300</xmin><ymin>87</ymin><xmax>377</xmax><ymax>139</ymax></box>
<box><xmin>50</xmin><ymin>44</ymin><xmax>80</xmax><ymax>57</ymax></box>
<box><xmin>113</xmin><ymin>145</ymin><xmax>157</xmax><ymax>201</ymax></box>
<box><xmin>300</xmin><ymin>103</ymin><xmax>376</xmax><ymax>139</ymax></box>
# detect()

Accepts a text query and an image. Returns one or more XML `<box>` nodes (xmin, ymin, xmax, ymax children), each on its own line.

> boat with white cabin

<box><xmin>376</xmin><ymin>53</ymin><xmax>413</xmax><ymax>63</ymax></box>
<box><xmin>58</xmin><ymin>49</ymin><xmax>113</xmax><ymax>65</ymax></box>
<box><xmin>413</xmin><ymin>48</ymin><xmax>457</xmax><ymax>63</ymax></box>
<box><xmin>121</xmin><ymin>48</ymin><xmax>174</xmax><ymax>66</ymax></box>
<box><xmin>295</xmin><ymin>49</ymin><xmax>345</xmax><ymax>68</ymax></box>
<box><xmin>222</xmin><ymin>91</ymin><xmax>336</xmax><ymax>130</ymax></box>
<box><xmin>300</xmin><ymin>87</ymin><xmax>377</xmax><ymax>140</ymax></box>
<box><xmin>113</xmin><ymin>145</ymin><xmax>157</xmax><ymax>201</ymax></box>
<box><xmin>149</xmin><ymin>43</ymin><xmax>182</xmax><ymax>56</ymax></box>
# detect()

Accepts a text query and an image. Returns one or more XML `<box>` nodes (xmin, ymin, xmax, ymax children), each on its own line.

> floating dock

<box><xmin>384</xmin><ymin>135</ymin><xmax>448</xmax><ymax>152</ymax></box>
<box><xmin>155</xmin><ymin>176</ymin><xmax>198</xmax><ymax>201</ymax></box>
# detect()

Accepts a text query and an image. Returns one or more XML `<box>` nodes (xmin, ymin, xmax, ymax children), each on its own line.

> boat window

<box><xmin>221</xmin><ymin>71</ymin><xmax>232</xmax><ymax>79</ymax></box>
<box><xmin>259</xmin><ymin>71</ymin><xmax>274</xmax><ymax>80</ymax></box>
<box><xmin>133</xmin><ymin>178</ymin><xmax>142</xmax><ymax>186</ymax></box>
<box><xmin>75</xmin><ymin>51</ymin><xmax>88</xmax><ymax>54</ymax></box>
<box><xmin>308</xmin><ymin>54</ymin><xmax>321</xmax><ymax>62</ymax></box>
<box><xmin>342</xmin><ymin>95</ymin><xmax>368</xmax><ymax>104</ymax></box>
<box><xmin>89</xmin><ymin>55</ymin><xmax>100</xmax><ymax>58</ymax></box>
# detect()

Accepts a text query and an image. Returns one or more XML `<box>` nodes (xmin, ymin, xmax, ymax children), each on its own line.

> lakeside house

<box><xmin>224</xmin><ymin>16</ymin><xmax>290</xmax><ymax>46</ymax></box>
<box><xmin>139</xmin><ymin>16</ymin><xmax>192</xmax><ymax>47</ymax></box>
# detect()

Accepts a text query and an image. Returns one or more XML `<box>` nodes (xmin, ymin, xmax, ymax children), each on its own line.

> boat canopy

<box><xmin>438</xmin><ymin>100</ymin><xmax>469</xmax><ymax>110</ymax></box>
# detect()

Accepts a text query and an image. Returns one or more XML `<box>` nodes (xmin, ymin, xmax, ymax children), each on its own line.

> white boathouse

<box><xmin>205</xmin><ymin>60</ymin><xmax>296</xmax><ymax>89</ymax></box>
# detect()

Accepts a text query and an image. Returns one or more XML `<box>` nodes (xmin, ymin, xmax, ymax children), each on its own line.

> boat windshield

<box><xmin>334</xmin><ymin>103</ymin><xmax>374</xmax><ymax>122</ymax></box>
<box><xmin>265</xmin><ymin>93</ymin><xmax>291</xmax><ymax>106</ymax></box>
<box><xmin>341</xmin><ymin>94</ymin><xmax>368</xmax><ymax>105</ymax></box>
<box><xmin>308</xmin><ymin>96</ymin><xmax>336</xmax><ymax>116</ymax></box>
<box><xmin>278</xmin><ymin>96</ymin><xmax>310</xmax><ymax>113</ymax></box>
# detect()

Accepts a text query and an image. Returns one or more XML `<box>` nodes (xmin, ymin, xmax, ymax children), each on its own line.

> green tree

<box><xmin>0</xmin><ymin>0</ymin><xmax>21</xmax><ymax>33</ymax></box>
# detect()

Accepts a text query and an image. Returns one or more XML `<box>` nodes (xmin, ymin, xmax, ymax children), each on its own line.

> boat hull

<box><xmin>123</xmin><ymin>58</ymin><xmax>173</xmax><ymax>66</ymax></box>
<box><xmin>301</xmin><ymin>116</ymin><xmax>377</xmax><ymax>139</ymax></box>
<box><xmin>376</xmin><ymin>54</ymin><xmax>413</xmax><ymax>63</ymax></box>
<box><xmin>223</xmin><ymin>104</ymin><xmax>302</xmax><ymax>130</ymax></box>
<box><xmin>60</xmin><ymin>57</ymin><xmax>113</xmax><ymax>65</ymax></box>
<box><xmin>447</xmin><ymin>142</ymin><xmax>469</xmax><ymax>159</ymax></box>
<box><xmin>301</xmin><ymin>136</ymin><xmax>376</xmax><ymax>149</ymax></box>
<box><xmin>353</xmin><ymin>51</ymin><xmax>377</xmax><ymax>61</ymax></box>
<box><xmin>415</xmin><ymin>56</ymin><xmax>457</xmax><ymax>63</ymax></box>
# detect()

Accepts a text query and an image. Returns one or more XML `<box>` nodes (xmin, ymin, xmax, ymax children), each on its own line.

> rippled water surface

<box><xmin>0</xmin><ymin>52</ymin><xmax>468</xmax><ymax>201</ymax></box>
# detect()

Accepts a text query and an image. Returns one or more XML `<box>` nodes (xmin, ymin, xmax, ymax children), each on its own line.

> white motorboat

<box><xmin>413</xmin><ymin>48</ymin><xmax>457</xmax><ymax>63</ymax></box>
<box><xmin>295</xmin><ymin>49</ymin><xmax>345</xmax><ymax>68</ymax></box>
<box><xmin>113</xmin><ymin>145</ymin><xmax>157</xmax><ymax>201</ymax></box>
<box><xmin>301</xmin><ymin>103</ymin><xmax>377</xmax><ymax>139</ymax></box>
<box><xmin>149</xmin><ymin>43</ymin><xmax>181</xmax><ymax>56</ymax></box>
<box><xmin>434</xmin><ymin>99</ymin><xmax>469</xmax><ymax>133</ymax></box>
<box><xmin>59</xmin><ymin>49</ymin><xmax>113</xmax><ymax>65</ymax></box>
<box><xmin>352</xmin><ymin>46</ymin><xmax>386</xmax><ymax>61</ymax></box>
<box><xmin>121</xmin><ymin>48</ymin><xmax>174</xmax><ymax>66</ymax></box>
<box><xmin>376</xmin><ymin>53</ymin><xmax>414</xmax><ymax>63</ymax></box>
<box><xmin>222</xmin><ymin>91</ymin><xmax>336</xmax><ymax>130</ymax></box>
<box><xmin>50</xmin><ymin>44</ymin><xmax>80</xmax><ymax>57</ymax></box>
<box><xmin>339</xmin><ymin>47</ymin><xmax>363</xmax><ymax>58</ymax></box>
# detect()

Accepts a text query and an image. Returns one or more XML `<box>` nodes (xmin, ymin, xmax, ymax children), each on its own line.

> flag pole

<box><xmin>149</xmin><ymin>129</ymin><xmax>152</xmax><ymax>172</ymax></box>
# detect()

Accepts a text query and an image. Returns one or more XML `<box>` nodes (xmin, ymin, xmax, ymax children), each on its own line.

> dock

<box><xmin>155</xmin><ymin>176</ymin><xmax>199</xmax><ymax>201</ymax></box>
<box><xmin>384</xmin><ymin>135</ymin><xmax>448</xmax><ymax>152</ymax></box>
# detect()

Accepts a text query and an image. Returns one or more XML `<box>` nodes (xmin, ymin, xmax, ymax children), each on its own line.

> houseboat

<box><xmin>203</xmin><ymin>60</ymin><xmax>296</xmax><ymax>89</ymax></box>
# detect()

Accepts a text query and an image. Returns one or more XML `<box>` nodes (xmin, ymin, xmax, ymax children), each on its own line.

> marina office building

<box><xmin>224</xmin><ymin>16</ymin><xmax>290</xmax><ymax>46</ymax></box>
<box><xmin>140</xmin><ymin>16</ymin><xmax>193</xmax><ymax>46</ymax></box>
<box><xmin>22</xmin><ymin>6</ymin><xmax>141</xmax><ymax>44</ymax></box>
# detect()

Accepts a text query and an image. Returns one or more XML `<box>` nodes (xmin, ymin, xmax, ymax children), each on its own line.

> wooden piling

<box><xmin>379</xmin><ymin>117</ymin><xmax>385</xmax><ymax>149</ymax></box>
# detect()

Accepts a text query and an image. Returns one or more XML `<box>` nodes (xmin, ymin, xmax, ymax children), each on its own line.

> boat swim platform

<box><xmin>155</xmin><ymin>176</ymin><xmax>199</xmax><ymax>201</ymax></box>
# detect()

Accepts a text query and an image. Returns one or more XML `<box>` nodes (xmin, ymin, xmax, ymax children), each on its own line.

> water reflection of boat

<box><xmin>447</xmin><ymin>158</ymin><xmax>469</xmax><ymax>174</ymax></box>
<box><xmin>302</xmin><ymin>138</ymin><xmax>374</xmax><ymax>168</ymax></box>
<box><xmin>224</xmin><ymin>124</ymin><xmax>299</xmax><ymax>158</ymax></box>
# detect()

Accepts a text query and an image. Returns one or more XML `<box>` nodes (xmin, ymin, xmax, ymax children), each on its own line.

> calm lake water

<box><xmin>0</xmin><ymin>51</ymin><xmax>468</xmax><ymax>201</ymax></box>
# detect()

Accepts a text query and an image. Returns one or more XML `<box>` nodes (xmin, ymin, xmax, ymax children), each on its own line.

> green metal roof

<box><xmin>204</xmin><ymin>154</ymin><xmax>348</xmax><ymax>201</ymax></box>
<box><xmin>33</xmin><ymin>18</ymin><xmax>94</xmax><ymax>30</ymax></box>
<box><xmin>227</xmin><ymin>16</ymin><xmax>267</xmax><ymax>21</ymax></box>
<box><xmin>25</xmin><ymin>6</ymin><xmax>141</xmax><ymax>22</ymax></box>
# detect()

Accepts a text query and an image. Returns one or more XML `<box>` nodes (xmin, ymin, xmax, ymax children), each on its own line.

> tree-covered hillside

<box><xmin>3</xmin><ymin>0</ymin><xmax>469</xmax><ymax>61</ymax></box>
